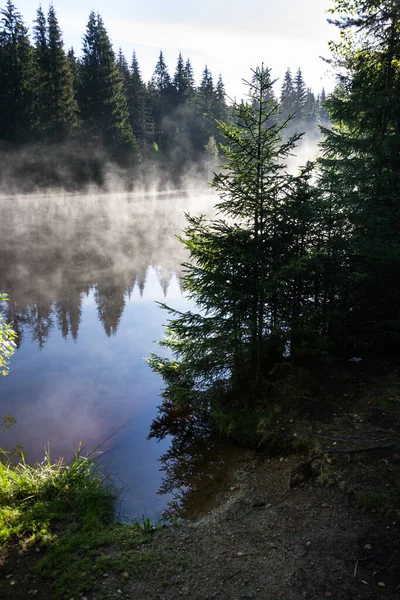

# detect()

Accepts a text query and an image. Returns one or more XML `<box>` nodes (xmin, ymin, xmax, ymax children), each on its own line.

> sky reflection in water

<box><xmin>0</xmin><ymin>193</ymin><xmax>213</xmax><ymax>521</ymax></box>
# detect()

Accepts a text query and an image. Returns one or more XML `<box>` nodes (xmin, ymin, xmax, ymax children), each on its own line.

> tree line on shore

<box><xmin>0</xmin><ymin>1</ymin><xmax>328</xmax><ymax>188</ymax></box>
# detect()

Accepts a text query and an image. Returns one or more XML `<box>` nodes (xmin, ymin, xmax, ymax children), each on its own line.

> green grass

<box><xmin>0</xmin><ymin>448</ymin><xmax>185</xmax><ymax>599</ymax></box>
<box><xmin>0</xmin><ymin>447</ymin><xmax>116</xmax><ymax>547</ymax></box>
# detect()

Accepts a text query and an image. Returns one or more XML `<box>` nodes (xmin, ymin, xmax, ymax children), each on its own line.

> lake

<box><xmin>0</xmin><ymin>191</ymin><xmax>224</xmax><ymax>521</ymax></box>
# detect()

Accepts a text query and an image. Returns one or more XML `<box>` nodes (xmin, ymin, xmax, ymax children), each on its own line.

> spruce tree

<box><xmin>148</xmin><ymin>66</ymin><xmax>303</xmax><ymax>415</ymax></box>
<box><xmin>80</xmin><ymin>11</ymin><xmax>139</xmax><ymax>161</ymax></box>
<box><xmin>280</xmin><ymin>68</ymin><xmax>295</xmax><ymax>122</ymax></box>
<box><xmin>33</xmin><ymin>6</ymin><xmax>78</xmax><ymax>141</ymax></box>
<box><xmin>0</xmin><ymin>1</ymin><xmax>35</xmax><ymax>142</ymax></box>
<box><xmin>172</xmin><ymin>52</ymin><xmax>187</xmax><ymax>106</ymax></box>
<box><xmin>321</xmin><ymin>0</ymin><xmax>400</xmax><ymax>349</ymax></box>
<box><xmin>46</xmin><ymin>5</ymin><xmax>79</xmax><ymax>140</ymax></box>
<box><xmin>67</xmin><ymin>47</ymin><xmax>81</xmax><ymax>101</ymax></box>
<box><xmin>117</xmin><ymin>48</ymin><xmax>130</xmax><ymax>91</ymax></box>
<box><xmin>32</xmin><ymin>5</ymin><xmax>48</xmax><ymax>137</ymax></box>
<box><xmin>126</xmin><ymin>51</ymin><xmax>154</xmax><ymax>156</ymax></box>
<box><xmin>318</xmin><ymin>88</ymin><xmax>328</xmax><ymax>123</ymax></box>
<box><xmin>213</xmin><ymin>73</ymin><xmax>228</xmax><ymax>124</ymax></box>
<box><xmin>293</xmin><ymin>68</ymin><xmax>307</xmax><ymax>121</ymax></box>
<box><xmin>150</xmin><ymin>51</ymin><xmax>173</xmax><ymax>149</ymax></box>
<box><xmin>192</xmin><ymin>65</ymin><xmax>216</xmax><ymax>150</ymax></box>
<box><xmin>303</xmin><ymin>88</ymin><xmax>317</xmax><ymax>125</ymax></box>
<box><xmin>184</xmin><ymin>58</ymin><xmax>195</xmax><ymax>97</ymax></box>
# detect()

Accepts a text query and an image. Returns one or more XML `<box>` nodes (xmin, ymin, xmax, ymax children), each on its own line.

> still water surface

<box><xmin>0</xmin><ymin>192</ymin><xmax>217</xmax><ymax>521</ymax></box>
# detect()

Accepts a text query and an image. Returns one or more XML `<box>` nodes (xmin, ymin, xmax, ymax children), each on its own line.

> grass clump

<box><xmin>0</xmin><ymin>447</ymin><xmax>116</xmax><ymax>547</ymax></box>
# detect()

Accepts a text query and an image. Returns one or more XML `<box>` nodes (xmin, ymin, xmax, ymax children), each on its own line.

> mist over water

<box><xmin>0</xmin><ymin>191</ymin><xmax>215</xmax><ymax>520</ymax></box>
<box><xmin>0</xmin><ymin>126</ymin><xmax>320</xmax><ymax>520</ymax></box>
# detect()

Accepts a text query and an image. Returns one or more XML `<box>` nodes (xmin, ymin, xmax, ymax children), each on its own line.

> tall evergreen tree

<box><xmin>80</xmin><ymin>11</ymin><xmax>138</xmax><ymax>161</ymax></box>
<box><xmin>184</xmin><ymin>58</ymin><xmax>195</xmax><ymax>96</ymax></box>
<box><xmin>192</xmin><ymin>65</ymin><xmax>216</xmax><ymax>150</ymax></box>
<box><xmin>149</xmin><ymin>51</ymin><xmax>173</xmax><ymax>149</ymax></box>
<box><xmin>148</xmin><ymin>66</ymin><xmax>304</xmax><ymax>416</ymax></box>
<box><xmin>320</xmin><ymin>0</ymin><xmax>400</xmax><ymax>349</ymax></box>
<box><xmin>45</xmin><ymin>5</ymin><xmax>79</xmax><ymax>140</ymax></box>
<box><xmin>0</xmin><ymin>1</ymin><xmax>34</xmax><ymax>142</ymax></box>
<box><xmin>117</xmin><ymin>48</ymin><xmax>130</xmax><ymax>90</ymax></box>
<box><xmin>67</xmin><ymin>46</ymin><xmax>81</xmax><ymax>100</ymax></box>
<box><xmin>213</xmin><ymin>73</ymin><xmax>228</xmax><ymax>124</ymax></box>
<box><xmin>318</xmin><ymin>88</ymin><xmax>328</xmax><ymax>123</ymax></box>
<box><xmin>293</xmin><ymin>68</ymin><xmax>307</xmax><ymax>120</ymax></box>
<box><xmin>172</xmin><ymin>52</ymin><xmax>187</xmax><ymax>106</ymax></box>
<box><xmin>280</xmin><ymin>67</ymin><xmax>295</xmax><ymax>121</ymax></box>
<box><xmin>33</xmin><ymin>5</ymin><xmax>47</xmax><ymax>56</ymax></box>
<box><xmin>303</xmin><ymin>87</ymin><xmax>317</xmax><ymax>124</ymax></box>
<box><xmin>126</xmin><ymin>51</ymin><xmax>154</xmax><ymax>156</ymax></box>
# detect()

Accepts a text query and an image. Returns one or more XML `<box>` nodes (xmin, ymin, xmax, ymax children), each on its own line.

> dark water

<box><xmin>0</xmin><ymin>191</ymin><xmax>222</xmax><ymax>521</ymax></box>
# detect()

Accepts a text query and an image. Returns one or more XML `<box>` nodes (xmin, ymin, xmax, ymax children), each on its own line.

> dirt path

<box><xmin>97</xmin><ymin>452</ymin><xmax>400</xmax><ymax>600</ymax></box>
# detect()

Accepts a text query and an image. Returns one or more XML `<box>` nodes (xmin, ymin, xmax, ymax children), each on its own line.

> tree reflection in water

<box><xmin>149</xmin><ymin>400</ymin><xmax>241</xmax><ymax>521</ymax></box>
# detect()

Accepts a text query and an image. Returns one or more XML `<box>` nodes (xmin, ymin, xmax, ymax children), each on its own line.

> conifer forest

<box><xmin>0</xmin><ymin>1</ymin><xmax>328</xmax><ymax>190</ymax></box>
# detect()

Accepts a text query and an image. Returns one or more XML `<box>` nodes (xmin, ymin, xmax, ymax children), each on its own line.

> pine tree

<box><xmin>192</xmin><ymin>65</ymin><xmax>216</xmax><ymax>150</ymax></box>
<box><xmin>117</xmin><ymin>48</ymin><xmax>130</xmax><ymax>91</ymax></box>
<box><xmin>172</xmin><ymin>52</ymin><xmax>187</xmax><ymax>106</ymax></box>
<box><xmin>32</xmin><ymin>6</ymin><xmax>78</xmax><ymax>141</ymax></box>
<box><xmin>184</xmin><ymin>58</ymin><xmax>195</xmax><ymax>97</ymax></box>
<box><xmin>80</xmin><ymin>11</ymin><xmax>139</xmax><ymax>161</ymax></box>
<box><xmin>0</xmin><ymin>1</ymin><xmax>35</xmax><ymax>142</ymax></box>
<box><xmin>45</xmin><ymin>5</ymin><xmax>79</xmax><ymax>140</ymax></box>
<box><xmin>280</xmin><ymin>67</ymin><xmax>295</xmax><ymax>122</ymax></box>
<box><xmin>67</xmin><ymin>47</ymin><xmax>81</xmax><ymax>101</ymax></box>
<box><xmin>150</xmin><ymin>51</ymin><xmax>173</xmax><ymax>149</ymax></box>
<box><xmin>213</xmin><ymin>73</ymin><xmax>228</xmax><ymax>124</ymax></box>
<box><xmin>293</xmin><ymin>68</ymin><xmax>307</xmax><ymax>121</ymax></box>
<box><xmin>320</xmin><ymin>0</ymin><xmax>400</xmax><ymax>350</ymax></box>
<box><xmin>33</xmin><ymin>5</ymin><xmax>47</xmax><ymax>57</ymax></box>
<box><xmin>148</xmin><ymin>66</ymin><xmax>303</xmax><ymax>416</ymax></box>
<box><xmin>126</xmin><ymin>51</ymin><xmax>154</xmax><ymax>156</ymax></box>
<box><xmin>32</xmin><ymin>5</ymin><xmax>49</xmax><ymax>136</ymax></box>
<box><xmin>303</xmin><ymin>87</ymin><xmax>316</xmax><ymax>124</ymax></box>
<box><xmin>318</xmin><ymin>88</ymin><xmax>328</xmax><ymax>123</ymax></box>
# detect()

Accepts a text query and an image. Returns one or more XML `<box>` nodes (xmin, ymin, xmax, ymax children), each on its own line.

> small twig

<box><xmin>312</xmin><ymin>434</ymin><xmax>372</xmax><ymax>446</ymax></box>
<box><xmin>91</xmin><ymin>424</ymin><xmax>126</xmax><ymax>454</ymax></box>
<box><xmin>358</xmin><ymin>555</ymin><xmax>375</xmax><ymax>562</ymax></box>
<box><xmin>225</xmin><ymin>568</ymin><xmax>243</xmax><ymax>582</ymax></box>
<box><xmin>211</xmin><ymin>569</ymin><xmax>243</xmax><ymax>597</ymax></box>
<box><xmin>274</xmin><ymin>543</ymin><xmax>297</xmax><ymax>559</ymax></box>
<box><xmin>354</xmin><ymin>560</ymin><xmax>359</xmax><ymax>577</ymax></box>
<box><xmin>92</xmin><ymin>444</ymin><xmax>120</xmax><ymax>460</ymax></box>
<box><xmin>386</xmin><ymin>551</ymin><xmax>398</xmax><ymax>568</ymax></box>
<box><xmin>374</xmin><ymin>550</ymin><xmax>398</xmax><ymax>576</ymax></box>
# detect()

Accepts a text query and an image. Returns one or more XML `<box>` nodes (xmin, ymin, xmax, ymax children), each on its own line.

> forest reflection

<box><xmin>0</xmin><ymin>192</ymin><xmax>213</xmax><ymax>346</ymax></box>
<box><xmin>149</xmin><ymin>401</ymin><xmax>243</xmax><ymax>520</ymax></box>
